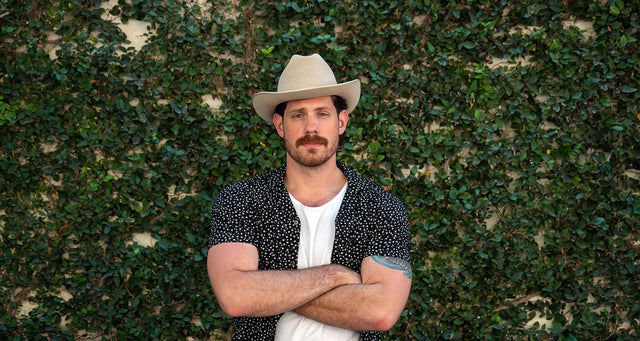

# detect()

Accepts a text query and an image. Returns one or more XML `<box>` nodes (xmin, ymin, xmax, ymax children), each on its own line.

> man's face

<box><xmin>273</xmin><ymin>96</ymin><xmax>348</xmax><ymax>168</ymax></box>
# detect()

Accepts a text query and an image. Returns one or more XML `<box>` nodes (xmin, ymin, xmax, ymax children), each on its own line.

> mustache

<box><xmin>295</xmin><ymin>135</ymin><xmax>328</xmax><ymax>147</ymax></box>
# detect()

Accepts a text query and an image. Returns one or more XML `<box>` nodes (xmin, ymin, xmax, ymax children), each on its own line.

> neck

<box><xmin>284</xmin><ymin>157</ymin><xmax>347</xmax><ymax>207</ymax></box>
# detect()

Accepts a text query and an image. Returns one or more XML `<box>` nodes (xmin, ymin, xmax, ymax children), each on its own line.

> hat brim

<box><xmin>252</xmin><ymin>79</ymin><xmax>361</xmax><ymax>122</ymax></box>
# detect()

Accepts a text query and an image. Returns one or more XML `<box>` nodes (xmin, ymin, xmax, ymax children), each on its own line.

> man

<box><xmin>206</xmin><ymin>54</ymin><xmax>411</xmax><ymax>341</ymax></box>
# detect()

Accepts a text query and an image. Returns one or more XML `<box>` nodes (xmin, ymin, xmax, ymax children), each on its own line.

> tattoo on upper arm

<box><xmin>371</xmin><ymin>255</ymin><xmax>412</xmax><ymax>279</ymax></box>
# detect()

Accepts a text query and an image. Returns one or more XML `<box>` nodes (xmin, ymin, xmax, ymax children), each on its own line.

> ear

<box><xmin>273</xmin><ymin>113</ymin><xmax>285</xmax><ymax>138</ymax></box>
<box><xmin>338</xmin><ymin>109</ymin><xmax>349</xmax><ymax>135</ymax></box>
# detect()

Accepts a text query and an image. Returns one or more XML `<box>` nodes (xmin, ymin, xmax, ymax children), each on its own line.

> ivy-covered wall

<box><xmin>1</xmin><ymin>0</ymin><xmax>639</xmax><ymax>340</ymax></box>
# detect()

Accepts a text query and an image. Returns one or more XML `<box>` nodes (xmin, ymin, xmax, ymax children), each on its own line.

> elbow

<box><xmin>221</xmin><ymin>306</ymin><xmax>246</xmax><ymax>318</ymax></box>
<box><xmin>210</xmin><ymin>283</ymin><xmax>252</xmax><ymax>317</ymax></box>
<box><xmin>209</xmin><ymin>277</ymin><xmax>256</xmax><ymax>317</ymax></box>
<box><xmin>369</xmin><ymin>309</ymin><xmax>402</xmax><ymax>331</ymax></box>
<box><xmin>215</xmin><ymin>290</ymin><xmax>273</xmax><ymax>318</ymax></box>
<box><xmin>216</xmin><ymin>294</ymin><xmax>251</xmax><ymax>317</ymax></box>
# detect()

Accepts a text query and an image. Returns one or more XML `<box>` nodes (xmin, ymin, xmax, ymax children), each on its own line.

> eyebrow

<box><xmin>286</xmin><ymin>108</ymin><xmax>306</xmax><ymax>115</ymax></box>
<box><xmin>286</xmin><ymin>106</ymin><xmax>333</xmax><ymax>115</ymax></box>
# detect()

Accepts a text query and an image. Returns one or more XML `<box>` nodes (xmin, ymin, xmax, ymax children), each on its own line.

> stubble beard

<box><xmin>284</xmin><ymin>134</ymin><xmax>338</xmax><ymax>168</ymax></box>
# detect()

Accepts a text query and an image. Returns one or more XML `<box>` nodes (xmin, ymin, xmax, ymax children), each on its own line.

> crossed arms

<box><xmin>206</xmin><ymin>242</ymin><xmax>412</xmax><ymax>331</ymax></box>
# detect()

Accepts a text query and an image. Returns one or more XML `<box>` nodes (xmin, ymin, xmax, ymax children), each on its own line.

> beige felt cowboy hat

<box><xmin>252</xmin><ymin>54</ymin><xmax>361</xmax><ymax>121</ymax></box>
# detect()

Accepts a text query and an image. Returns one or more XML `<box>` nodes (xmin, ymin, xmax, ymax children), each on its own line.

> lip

<box><xmin>301</xmin><ymin>143</ymin><xmax>324</xmax><ymax>147</ymax></box>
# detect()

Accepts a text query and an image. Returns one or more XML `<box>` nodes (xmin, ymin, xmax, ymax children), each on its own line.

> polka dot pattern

<box><xmin>208</xmin><ymin>162</ymin><xmax>410</xmax><ymax>341</ymax></box>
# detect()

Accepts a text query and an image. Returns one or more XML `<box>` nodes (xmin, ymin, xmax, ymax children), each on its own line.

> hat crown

<box><xmin>252</xmin><ymin>53</ymin><xmax>360</xmax><ymax>121</ymax></box>
<box><xmin>277</xmin><ymin>54</ymin><xmax>338</xmax><ymax>92</ymax></box>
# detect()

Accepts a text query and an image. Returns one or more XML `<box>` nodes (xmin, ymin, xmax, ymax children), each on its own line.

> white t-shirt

<box><xmin>275</xmin><ymin>183</ymin><xmax>360</xmax><ymax>341</ymax></box>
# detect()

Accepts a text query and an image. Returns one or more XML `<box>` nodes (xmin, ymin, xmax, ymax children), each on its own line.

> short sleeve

<box><xmin>366</xmin><ymin>195</ymin><xmax>411</xmax><ymax>263</ymax></box>
<box><xmin>207</xmin><ymin>181</ymin><xmax>255</xmax><ymax>249</ymax></box>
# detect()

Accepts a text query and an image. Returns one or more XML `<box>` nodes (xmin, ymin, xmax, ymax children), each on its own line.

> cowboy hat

<box><xmin>252</xmin><ymin>54</ymin><xmax>361</xmax><ymax>121</ymax></box>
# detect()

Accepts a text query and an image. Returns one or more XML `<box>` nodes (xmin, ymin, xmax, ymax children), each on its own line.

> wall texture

<box><xmin>1</xmin><ymin>0</ymin><xmax>639</xmax><ymax>340</ymax></box>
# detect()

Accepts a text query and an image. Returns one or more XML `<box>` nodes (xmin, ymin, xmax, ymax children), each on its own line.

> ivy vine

<box><xmin>1</xmin><ymin>0</ymin><xmax>638</xmax><ymax>340</ymax></box>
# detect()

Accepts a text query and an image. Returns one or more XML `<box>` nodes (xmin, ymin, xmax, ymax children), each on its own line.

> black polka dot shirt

<box><xmin>208</xmin><ymin>161</ymin><xmax>411</xmax><ymax>341</ymax></box>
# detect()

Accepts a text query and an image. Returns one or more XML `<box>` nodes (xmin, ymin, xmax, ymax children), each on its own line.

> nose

<box><xmin>304</xmin><ymin>115</ymin><xmax>319</xmax><ymax>134</ymax></box>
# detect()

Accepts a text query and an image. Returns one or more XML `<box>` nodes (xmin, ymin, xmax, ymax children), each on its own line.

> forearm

<box><xmin>294</xmin><ymin>282</ymin><xmax>393</xmax><ymax>331</ymax></box>
<box><xmin>215</xmin><ymin>263</ymin><xmax>358</xmax><ymax>318</ymax></box>
<box><xmin>294</xmin><ymin>256</ymin><xmax>412</xmax><ymax>331</ymax></box>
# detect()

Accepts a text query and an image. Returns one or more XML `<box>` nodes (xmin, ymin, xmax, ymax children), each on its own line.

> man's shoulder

<box><xmin>339</xmin><ymin>163</ymin><xmax>408</xmax><ymax>229</ymax></box>
<box><xmin>340</xmin><ymin>163</ymin><xmax>404</xmax><ymax>207</ymax></box>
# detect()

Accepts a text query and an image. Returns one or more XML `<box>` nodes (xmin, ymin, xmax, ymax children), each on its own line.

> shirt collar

<box><xmin>268</xmin><ymin>161</ymin><xmax>364</xmax><ymax>194</ymax></box>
